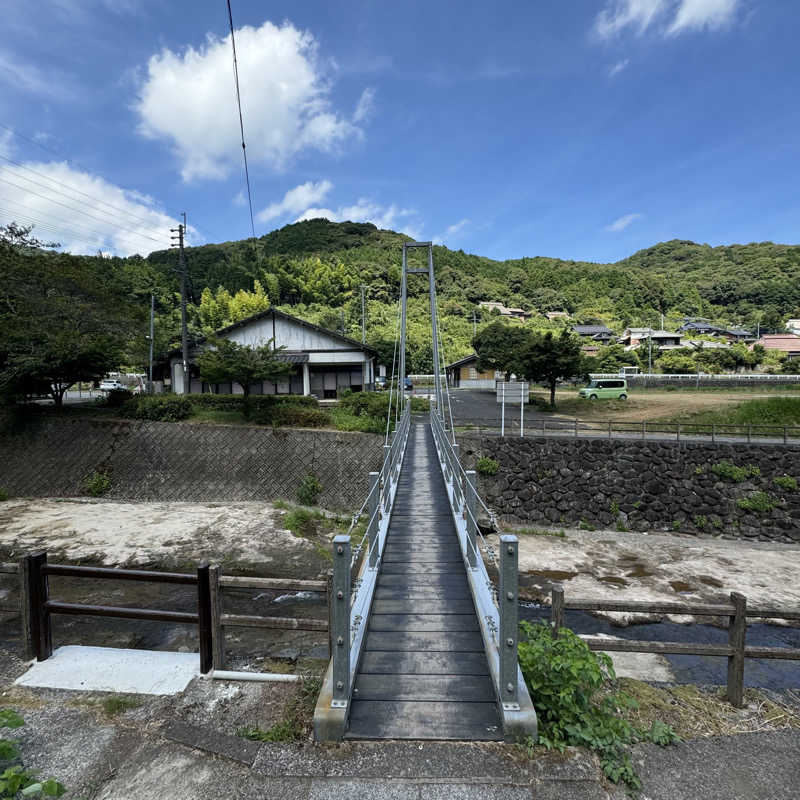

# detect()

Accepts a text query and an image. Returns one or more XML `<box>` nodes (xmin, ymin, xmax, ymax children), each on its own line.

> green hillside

<box><xmin>142</xmin><ymin>219</ymin><xmax>800</xmax><ymax>372</ymax></box>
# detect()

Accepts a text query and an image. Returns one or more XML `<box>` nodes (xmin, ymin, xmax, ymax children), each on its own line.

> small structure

<box><xmin>720</xmin><ymin>328</ymin><xmax>755</xmax><ymax>343</ymax></box>
<box><xmin>165</xmin><ymin>308</ymin><xmax>377</xmax><ymax>397</ymax></box>
<box><xmin>545</xmin><ymin>311</ymin><xmax>570</xmax><ymax>322</ymax></box>
<box><xmin>478</xmin><ymin>301</ymin><xmax>531</xmax><ymax>321</ymax></box>
<box><xmin>572</xmin><ymin>324</ymin><xmax>614</xmax><ymax>344</ymax></box>
<box><xmin>446</xmin><ymin>354</ymin><xmax>502</xmax><ymax>389</ymax></box>
<box><xmin>752</xmin><ymin>334</ymin><xmax>800</xmax><ymax>360</ymax></box>
<box><xmin>678</xmin><ymin>320</ymin><xmax>722</xmax><ymax>335</ymax></box>
<box><xmin>619</xmin><ymin>328</ymin><xmax>682</xmax><ymax>350</ymax></box>
<box><xmin>785</xmin><ymin>319</ymin><xmax>800</xmax><ymax>335</ymax></box>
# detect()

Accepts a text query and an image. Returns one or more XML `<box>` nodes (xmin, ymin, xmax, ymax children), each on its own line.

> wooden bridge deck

<box><xmin>346</xmin><ymin>421</ymin><xmax>503</xmax><ymax>740</ymax></box>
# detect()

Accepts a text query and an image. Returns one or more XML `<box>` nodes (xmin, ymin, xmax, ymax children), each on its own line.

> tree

<box><xmin>657</xmin><ymin>350</ymin><xmax>697</xmax><ymax>374</ymax></box>
<box><xmin>473</xmin><ymin>320</ymin><xmax>529</xmax><ymax>379</ymax></box>
<box><xmin>197</xmin><ymin>338</ymin><xmax>292</xmax><ymax>410</ymax></box>
<box><xmin>516</xmin><ymin>329</ymin><xmax>584</xmax><ymax>408</ymax></box>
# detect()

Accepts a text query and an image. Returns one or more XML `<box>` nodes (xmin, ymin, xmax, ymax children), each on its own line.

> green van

<box><xmin>578</xmin><ymin>378</ymin><xmax>628</xmax><ymax>401</ymax></box>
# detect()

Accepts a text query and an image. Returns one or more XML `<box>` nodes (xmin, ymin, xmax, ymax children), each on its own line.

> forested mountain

<box><xmin>142</xmin><ymin>219</ymin><xmax>800</xmax><ymax>372</ymax></box>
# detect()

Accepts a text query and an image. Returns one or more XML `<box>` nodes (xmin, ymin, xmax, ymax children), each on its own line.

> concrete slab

<box><xmin>15</xmin><ymin>645</ymin><xmax>199</xmax><ymax>694</ymax></box>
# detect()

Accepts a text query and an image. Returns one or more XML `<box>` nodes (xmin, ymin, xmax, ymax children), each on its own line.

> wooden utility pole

<box><xmin>148</xmin><ymin>293</ymin><xmax>155</xmax><ymax>392</ymax></box>
<box><xmin>171</xmin><ymin>215</ymin><xmax>189</xmax><ymax>394</ymax></box>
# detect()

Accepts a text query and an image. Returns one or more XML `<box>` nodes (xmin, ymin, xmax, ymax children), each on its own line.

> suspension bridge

<box><xmin>313</xmin><ymin>242</ymin><xmax>537</xmax><ymax>742</ymax></box>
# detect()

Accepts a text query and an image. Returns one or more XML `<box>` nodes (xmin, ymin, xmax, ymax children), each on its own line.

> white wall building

<box><xmin>169</xmin><ymin>308</ymin><xmax>376</xmax><ymax>398</ymax></box>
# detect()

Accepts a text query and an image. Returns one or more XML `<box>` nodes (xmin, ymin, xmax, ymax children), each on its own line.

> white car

<box><xmin>99</xmin><ymin>379</ymin><xmax>125</xmax><ymax>391</ymax></box>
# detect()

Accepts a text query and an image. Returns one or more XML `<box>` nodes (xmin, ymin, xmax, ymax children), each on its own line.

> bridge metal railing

<box><xmin>429</xmin><ymin>407</ymin><xmax>537</xmax><ymax>739</ymax></box>
<box><xmin>315</xmin><ymin>404</ymin><xmax>411</xmax><ymax>736</ymax></box>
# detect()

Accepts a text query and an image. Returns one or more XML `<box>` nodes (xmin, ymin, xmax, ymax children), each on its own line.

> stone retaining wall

<box><xmin>0</xmin><ymin>417</ymin><xmax>382</xmax><ymax>510</ymax></box>
<box><xmin>457</xmin><ymin>434</ymin><xmax>800</xmax><ymax>543</ymax></box>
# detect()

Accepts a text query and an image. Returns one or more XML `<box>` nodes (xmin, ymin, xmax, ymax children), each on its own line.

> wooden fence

<box><xmin>0</xmin><ymin>553</ymin><xmax>330</xmax><ymax>674</ymax></box>
<box><xmin>549</xmin><ymin>585</ymin><xmax>800</xmax><ymax>707</ymax></box>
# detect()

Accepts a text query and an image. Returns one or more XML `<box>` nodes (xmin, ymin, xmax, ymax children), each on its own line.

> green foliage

<box><xmin>693</xmin><ymin>515</ymin><xmax>707</xmax><ymax>529</ymax></box>
<box><xmin>101</xmin><ymin>696</ymin><xmax>141</xmax><ymax>716</ymax></box>
<box><xmin>579</xmin><ymin>519</ymin><xmax>596</xmax><ymax>531</ymax></box>
<box><xmin>122</xmin><ymin>394</ymin><xmax>193</xmax><ymax>422</ymax></box>
<box><xmin>667</xmin><ymin>398</ymin><xmax>800</xmax><ymax>432</ymax></box>
<box><xmin>297</xmin><ymin>474</ymin><xmax>322</xmax><ymax>505</ymax></box>
<box><xmin>609</xmin><ymin>499</ymin><xmax>620</xmax><ymax>517</ymax></box>
<box><xmin>0</xmin><ymin>489</ymin><xmax>7</xmax><ymax>502</ymax></box>
<box><xmin>737</xmin><ymin>491</ymin><xmax>777</xmax><ymax>512</ymax></box>
<box><xmin>0</xmin><ymin>709</ymin><xmax>65</xmax><ymax>797</ymax></box>
<box><xmin>271</xmin><ymin>406</ymin><xmax>331</xmax><ymax>428</ymax></box>
<box><xmin>102</xmin><ymin>388</ymin><xmax>132</xmax><ymax>408</ymax></box>
<box><xmin>711</xmin><ymin>461</ymin><xmax>761</xmax><ymax>483</ymax></box>
<box><xmin>476</xmin><ymin>457</ymin><xmax>499</xmax><ymax>475</ymax></box>
<box><xmin>83</xmin><ymin>470</ymin><xmax>111</xmax><ymax>497</ymax></box>
<box><xmin>773</xmin><ymin>475</ymin><xmax>798</xmax><ymax>491</ymax></box>
<box><xmin>518</xmin><ymin>622</ymin><xmax>679</xmax><ymax>791</ymax></box>
<box><xmin>236</xmin><ymin>677</ymin><xmax>321</xmax><ymax>743</ymax></box>
<box><xmin>672</xmin><ymin>520</ymin><xmax>682</xmax><ymax>531</ymax></box>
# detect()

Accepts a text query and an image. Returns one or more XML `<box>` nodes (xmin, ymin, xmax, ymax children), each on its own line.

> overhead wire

<box><xmin>225</xmin><ymin>0</ymin><xmax>257</xmax><ymax>240</ymax></box>
<box><xmin>384</xmin><ymin>296</ymin><xmax>402</xmax><ymax>444</ymax></box>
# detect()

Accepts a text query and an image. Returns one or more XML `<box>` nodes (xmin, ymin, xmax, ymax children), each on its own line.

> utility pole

<box><xmin>648</xmin><ymin>327</ymin><xmax>653</xmax><ymax>373</ymax></box>
<box><xmin>148</xmin><ymin>293</ymin><xmax>155</xmax><ymax>392</ymax></box>
<box><xmin>473</xmin><ymin>309</ymin><xmax>477</xmax><ymax>340</ymax></box>
<box><xmin>170</xmin><ymin>215</ymin><xmax>189</xmax><ymax>395</ymax></box>
<box><xmin>361</xmin><ymin>284</ymin><xmax>366</xmax><ymax>344</ymax></box>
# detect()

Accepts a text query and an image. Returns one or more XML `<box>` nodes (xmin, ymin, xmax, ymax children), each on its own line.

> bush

<box><xmin>297</xmin><ymin>473</ymin><xmax>322</xmax><ymax>505</ymax></box>
<box><xmin>83</xmin><ymin>470</ymin><xmax>111</xmax><ymax>497</ymax></box>
<box><xmin>710</xmin><ymin>461</ymin><xmax>760</xmax><ymax>483</ymax></box>
<box><xmin>736</xmin><ymin>491</ymin><xmax>777</xmax><ymax>512</ymax></box>
<box><xmin>0</xmin><ymin>489</ymin><xmax>7</xmax><ymax>502</ymax></box>
<box><xmin>518</xmin><ymin>621</ymin><xmax>679</xmax><ymax>791</ymax></box>
<box><xmin>121</xmin><ymin>395</ymin><xmax>193</xmax><ymax>422</ymax></box>
<box><xmin>773</xmin><ymin>475</ymin><xmax>798</xmax><ymax>492</ymax></box>
<box><xmin>190</xmin><ymin>393</ymin><xmax>316</xmax><ymax>413</ymax></box>
<box><xmin>270</xmin><ymin>406</ymin><xmax>331</xmax><ymax>428</ymax></box>
<box><xmin>103</xmin><ymin>388</ymin><xmax>132</xmax><ymax>408</ymax></box>
<box><xmin>476</xmin><ymin>457</ymin><xmax>499</xmax><ymax>476</ymax></box>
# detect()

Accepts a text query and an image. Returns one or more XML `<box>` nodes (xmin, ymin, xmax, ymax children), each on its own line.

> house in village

<box><xmin>445</xmin><ymin>354</ymin><xmax>502</xmax><ymax>389</ymax></box>
<box><xmin>785</xmin><ymin>319</ymin><xmax>800</xmax><ymax>335</ymax></box>
<box><xmin>478</xmin><ymin>301</ymin><xmax>531</xmax><ymax>322</ymax></box>
<box><xmin>572</xmin><ymin>324</ymin><xmax>615</xmax><ymax>344</ymax></box>
<box><xmin>752</xmin><ymin>334</ymin><xmax>800</xmax><ymax>361</ymax></box>
<box><xmin>164</xmin><ymin>308</ymin><xmax>377</xmax><ymax>398</ymax></box>
<box><xmin>618</xmin><ymin>328</ymin><xmax>683</xmax><ymax>350</ymax></box>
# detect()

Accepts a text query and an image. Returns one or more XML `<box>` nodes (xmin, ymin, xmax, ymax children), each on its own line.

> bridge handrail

<box><xmin>429</xmin><ymin>407</ymin><xmax>536</xmax><ymax>733</ymax></box>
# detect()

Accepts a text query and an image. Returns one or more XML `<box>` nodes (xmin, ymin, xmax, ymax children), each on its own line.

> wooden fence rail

<box><xmin>0</xmin><ymin>553</ymin><xmax>329</xmax><ymax>674</ymax></box>
<box><xmin>549</xmin><ymin>585</ymin><xmax>800</xmax><ymax>708</ymax></box>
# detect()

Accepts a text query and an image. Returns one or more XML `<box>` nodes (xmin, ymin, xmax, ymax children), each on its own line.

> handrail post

<box><xmin>25</xmin><ymin>551</ymin><xmax>51</xmax><ymax>661</ymax></box>
<box><xmin>208</xmin><ymin>565</ymin><xmax>225</xmax><ymax>671</ymax></box>
<box><xmin>551</xmin><ymin>584</ymin><xmax>564</xmax><ymax>635</ymax></box>
<box><xmin>499</xmin><ymin>535</ymin><xmax>519</xmax><ymax>708</ymax></box>
<box><xmin>465</xmin><ymin>470</ymin><xmax>477</xmax><ymax>568</ymax></box>
<box><xmin>727</xmin><ymin>592</ymin><xmax>746</xmax><ymax>708</ymax></box>
<box><xmin>197</xmin><ymin>563</ymin><xmax>213</xmax><ymax>675</ymax></box>
<box><xmin>368</xmin><ymin>472</ymin><xmax>380</xmax><ymax>568</ymax></box>
<box><xmin>382</xmin><ymin>444</ymin><xmax>392</xmax><ymax>510</ymax></box>
<box><xmin>452</xmin><ymin>443</ymin><xmax>461</xmax><ymax>506</ymax></box>
<box><xmin>332</xmin><ymin>535</ymin><xmax>351</xmax><ymax>708</ymax></box>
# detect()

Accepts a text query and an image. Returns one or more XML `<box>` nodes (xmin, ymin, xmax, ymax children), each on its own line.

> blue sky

<box><xmin>1</xmin><ymin>0</ymin><xmax>798</xmax><ymax>263</ymax></box>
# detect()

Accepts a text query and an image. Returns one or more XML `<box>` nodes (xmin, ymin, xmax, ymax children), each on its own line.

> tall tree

<box><xmin>472</xmin><ymin>320</ymin><xmax>529</xmax><ymax>379</ymax></box>
<box><xmin>517</xmin><ymin>329</ymin><xmax>584</xmax><ymax>408</ymax></box>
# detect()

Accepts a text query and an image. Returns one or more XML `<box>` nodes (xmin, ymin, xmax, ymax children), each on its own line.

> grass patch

<box><xmin>512</xmin><ymin>527</ymin><xmax>565</xmax><ymax>538</ymax></box>
<box><xmin>773</xmin><ymin>475</ymin><xmax>798</xmax><ymax>492</ymax></box>
<box><xmin>237</xmin><ymin>677</ymin><xmax>321</xmax><ymax>743</ymax></box>
<box><xmin>737</xmin><ymin>491</ymin><xmax>778</xmax><ymax>513</ymax></box>
<box><xmin>710</xmin><ymin>461</ymin><xmax>760</xmax><ymax>483</ymax></box>
<box><xmin>476</xmin><ymin>457</ymin><xmax>499</xmax><ymax>476</ymax></box>
<box><xmin>101</xmin><ymin>696</ymin><xmax>141</xmax><ymax>716</ymax></box>
<box><xmin>661</xmin><ymin>397</ymin><xmax>800</xmax><ymax>436</ymax></box>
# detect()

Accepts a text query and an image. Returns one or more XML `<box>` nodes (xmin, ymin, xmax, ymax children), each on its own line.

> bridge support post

<box><xmin>368</xmin><ymin>472</ymin><xmax>380</xmax><ymax>568</ymax></box>
<box><xmin>382</xmin><ymin>444</ymin><xmax>392</xmax><ymax>511</ymax></box>
<box><xmin>499</xmin><ymin>535</ymin><xmax>519</xmax><ymax>709</ymax></box>
<box><xmin>465</xmin><ymin>470</ymin><xmax>477</xmax><ymax>568</ymax></box>
<box><xmin>332</xmin><ymin>535</ymin><xmax>351</xmax><ymax>708</ymax></box>
<box><xmin>451</xmin><ymin>443</ymin><xmax>461</xmax><ymax>507</ymax></box>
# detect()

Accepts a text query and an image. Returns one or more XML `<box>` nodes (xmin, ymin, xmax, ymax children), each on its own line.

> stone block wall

<box><xmin>457</xmin><ymin>434</ymin><xmax>800</xmax><ymax>543</ymax></box>
<box><xmin>0</xmin><ymin>417</ymin><xmax>383</xmax><ymax>510</ymax></box>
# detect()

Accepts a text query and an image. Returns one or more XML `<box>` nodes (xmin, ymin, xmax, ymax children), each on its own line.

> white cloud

<box><xmin>295</xmin><ymin>199</ymin><xmax>421</xmax><ymax>238</ymax></box>
<box><xmin>353</xmin><ymin>88</ymin><xmax>375</xmax><ymax>123</ymax></box>
<box><xmin>0</xmin><ymin>50</ymin><xmax>75</xmax><ymax>100</ymax></box>
<box><xmin>233</xmin><ymin>190</ymin><xmax>246</xmax><ymax>207</ymax></box>
<box><xmin>0</xmin><ymin>129</ymin><xmax>12</xmax><ymax>159</ymax></box>
<box><xmin>667</xmin><ymin>0</ymin><xmax>739</xmax><ymax>34</ymax></box>
<box><xmin>135</xmin><ymin>21</ymin><xmax>364</xmax><ymax>181</ymax></box>
<box><xmin>594</xmin><ymin>0</ymin><xmax>740</xmax><ymax>38</ymax></box>
<box><xmin>609</xmin><ymin>58</ymin><xmax>630</xmax><ymax>77</ymax></box>
<box><xmin>0</xmin><ymin>160</ymin><xmax>190</xmax><ymax>256</ymax></box>
<box><xmin>257</xmin><ymin>179</ymin><xmax>333</xmax><ymax>222</ymax></box>
<box><xmin>433</xmin><ymin>218</ymin><xmax>470</xmax><ymax>245</ymax></box>
<box><xmin>605</xmin><ymin>213</ymin><xmax>642</xmax><ymax>232</ymax></box>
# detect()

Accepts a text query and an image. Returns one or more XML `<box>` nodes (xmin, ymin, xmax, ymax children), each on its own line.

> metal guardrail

<box><xmin>318</xmin><ymin>403</ymin><xmax>411</xmax><ymax>731</ymax></box>
<box><xmin>429</xmin><ymin>407</ymin><xmax>537</xmax><ymax>738</ymax></box>
<box><xmin>455</xmin><ymin>416</ymin><xmax>800</xmax><ymax>444</ymax></box>
<box><xmin>590</xmin><ymin>373</ymin><xmax>800</xmax><ymax>383</ymax></box>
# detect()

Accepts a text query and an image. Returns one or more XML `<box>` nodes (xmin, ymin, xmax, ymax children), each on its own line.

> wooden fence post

<box><xmin>26</xmin><ymin>552</ymin><xmax>51</xmax><ymax>661</ymax></box>
<box><xmin>19</xmin><ymin>555</ymin><xmax>34</xmax><ymax>661</ymax></box>
<box><xmin>727</xmin><ymin>592</ymin><xmax>746</xmax><ymax>708</ymax></box>
<box><xmin>196</xmin><ymin>563</ymin><xmax>213</xmax><ymax>675</ymax></box>
<box><xmin>208</xmin><ymin>565</ymin><xmax>224</xmax><ymax>671</ymax></box>
<box><xmin>551</xmin><ymin>584</ymin><xmax>564</xmax><ymax>636</ymax></box>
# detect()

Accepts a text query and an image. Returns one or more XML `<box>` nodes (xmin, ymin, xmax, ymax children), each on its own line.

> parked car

<box><xmin>375</xmin><ymin>376</ymin><xmax>388</xmax><ymax>390</ymax></box>
<box><xmin>99</xmin><ymin>379</ymin><xmax>125</xmax><ymax>392</ymax></box>
<box><xmin>403</xmin><ymin>377</ymin><xmax>413</xmax><ymax>391</ymax></box>
<box><xmin>578</xmin><ymin>379</ymin><xmax>627</xmax><ymax>401</ymax></box>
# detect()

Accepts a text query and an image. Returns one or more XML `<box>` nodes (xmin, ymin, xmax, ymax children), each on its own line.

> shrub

<box><xmin>83</xmin><ymin>470</ymin><xmax>111</xmax><ymax>497</ymax></box>
<box><xmin>189</xmin><ymin>393</ymin><xmax>317</xmax><ymax>412</ymax></box>
<box><xmin>737</xmin><ymin>491</ymin><xmax>777</xmax><ymax>513</ymax></box>
<box><xmin>121</xmin><ymin>395</ymin><xmax>193</xmax><ymax>422</ymax></box>
<box><xmin>297</xmin><ymin>474</ymin><xmax>322</xmax><ymax>505</ymax></box>
<box><xmin>0</xmin><ymin>489</ymin><xmax>7</xmax><ymax>502</ymax></box>
<box><xmin>269</xmin><ymin>407</ymin><xmax>331</xmax><ymax>428</ymax></box>
<box><xmin>476</xmin><ymin>457</ymin><xmax>499</xmax><ymax>476</ymax></box>
<box><xmin>102</xmin><ymin>388</ymin><xmax>132</xmax><ymax>408</ymax></box>
<box><xmin>518</xmin><ymin>622</ymin><xmax>679</xmax><ymax>791</ymax></box>
<box><xmin>711</xmin><ymin>461</ymin><xmax>761</xmax><ymax>483</ymax></box>
<box><xmin>693</xmin><ymin>514</ymin><xmax>707</xmax><ymax>530</ymax></box>
<box><xmin>773</xmin><ymin>475</ymin><xmax>798</xmax><ymax>492</ymax></box>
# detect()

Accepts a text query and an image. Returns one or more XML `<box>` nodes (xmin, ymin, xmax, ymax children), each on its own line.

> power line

<box><xmin>0</xmin><ymin>153</ymin><xmax>167</xmax><ymax>228</ymax></box>
<box><xmin>0</xmin><ymin>174</ymin><xmax>165</xmax><ymax>244</ymax></box>
<box><xmin>226</xmin><ymin>0</ymin><xmax>256</xmax><ymax>240</ymax></box>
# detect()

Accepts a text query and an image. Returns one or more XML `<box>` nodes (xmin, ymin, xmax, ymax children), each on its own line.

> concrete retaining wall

<box><xmin>457</xmin><ymin>433</ymin><xmax>800</xmax><ymax>543</ymax></box>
